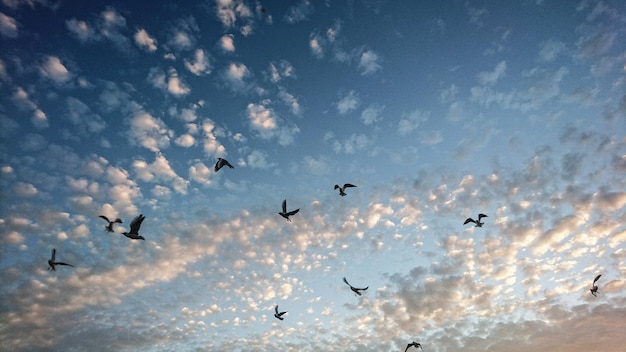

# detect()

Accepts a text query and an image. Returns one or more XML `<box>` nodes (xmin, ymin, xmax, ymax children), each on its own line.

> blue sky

<box><xmin>1</xmin><ymin>0</ymin><xmax>625</xmax><ymax>351</ymax></box>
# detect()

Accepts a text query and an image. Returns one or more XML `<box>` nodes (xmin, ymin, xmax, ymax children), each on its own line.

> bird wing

<box><xmin>99</xmin><ymin>215</ymin><xmax>110</xmax><ymax>222</ymax></box>
<box><xmin>224</xmin><ymin>159</ymin><xmax>233</xmax><ymax>168</ymax></box>
<box><xmin>130</xmin><ymin>214</ymin><xmax>144</xmax><ymax>233</ymax></box>
<box><xmin>51</xmin><ymin>248</ymin><xmax>56</xmax><ymax>261</ymax></box>
<box><xmin>344</xmin><ymin>183</ymin><xmax>356</xmax><ymax>188</ymax></box>
<box><xmin>114</xmin><ymin>218</ymin><xmax>123</xmax><ymax>223</ymax></box>
<box><xmin>56</xmin><ymin>262</ymin><xmax>74</xmax><ymax>267</ymax></box>
<box><xmin>358</xmin><ymin>286</ymin><xmax>369</xmax><ymax>291</ymax></box>
<box><xmin>463</xmin><ymin>218</ymin><xmax>475</xmax><ymax>225</ymax></box>
<box><xmin>286</xmin><ymin>208</ymin><xmax>299</xmax><ymax>216</ymax></box>
<box><xmin>405</xmin><ymin>345</ymin><xmax>410</xmax><ymax>352</ymax></box>
<box><xmin>275</xmin><ymin>305</ymin><xmax>279</xmax><ymax>314</ymax></box>
<box><xmin>593</xmin><ymin>274</ymin><xmax>602</xmax><ymax>284</ymax></box>
<box><xmin>277</xmin><ymin>311</ymin><xmax>287</xmax><ymax>317</ymax></box>
<box><xmin>478</xmin><ymin>213</ymin><xmax>488</xmax><ymax>220</ymax></box>
<box><xmin>343</xmin><ymin>277</ymin><xmax>352</xmax><ymax>287</ymax></box>
<box><xmin>282</xmin><ymin>199</ymin><xmax>287</xmax><ymax>213</ymax></box>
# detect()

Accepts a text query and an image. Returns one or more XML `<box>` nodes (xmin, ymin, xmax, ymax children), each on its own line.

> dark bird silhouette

<box><xmin>343</xmin><ymin>277</ymin><xmax>368</xmax><ymax>296</ymax></box>
<box><xmin>274</xmin><ymin>305</ymin><xmax>287</xmax><ymax>320</ymax></box>
<box><xmin>405</xmin><ymin>341</ymin><xmax>424</xmax><ymax>352</ymax></box>
<box><xmin>590</xmin><ymin>274</ymin><xmax>601</xmax><ymax>297</ymax></box>
<box><xmin>47</xmin><ymin>248</ymin><xmax>74</xmax><ymax>271</ymax></box>
<box><xmin>214</xmin><ymin>158</ymin><xmax>234</xmax><ymax>172</ymax></box>
<box><xmin>121</xmin><ymin>214</ymin><xmax>146</xmax><ymax>240</ymax></box>
<box><xmin>98</xmin><ymin>215</ymin><xmax>122</xmax><ymax>232</ymax></box>
<box><xmin>278</xmin><ymin>199</ymin><xmax>299</xmax><ymax>221</ymax></box>
<box><xmin>464</xmin><ymin>213</ymin><xmax>488</xmax><ymax>227</ymax></box>
<box><xmin>334</xmin><ymin>183</ymin><xmax>356</xmax><ymax>196</ymax></box>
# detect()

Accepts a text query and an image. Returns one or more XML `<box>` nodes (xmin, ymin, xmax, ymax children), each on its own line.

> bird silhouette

<box><xmin>47</xmin><ymin>248</ymin><xmax>74</xmax><ymax>271</ymax></box>
<box><xmin>334</xmin><ymin>183</ymin><xmax>356</xmax><ymax>196</ymax></box>
<box><xmin>278</xmin><ymin>199</ymin><xmax>299</xmax><ymax>221</ymax></box>
<box><xmin>405</xmin><ymin>341</ymin><xmax>424</xmax><ymax>352</ymax></box>
<box><xmin>590</xmin><ymin>274</ymin><xmax>601</xmax><ymax>297</ymax></box>
<box><xmin>121</xmin><ymin>214</ymin><xmax>146</xmax><ymax>240</ymax></box>
<box><xmin>214</xmin><ymin>158</ymin><xmax>234</xmax><ymax>172</ymax></box>
<box><xmin>343</xmin><ymin>277</ymin><xmax>368</xmax><ymax>296</ymax></box>
<box><xmin>464</xmin><ymin>213</ymin><xmax>488</xmax><ymax>227</ymax></box>
<box><xmin>98</xmin><ymin>215</ymin><xmax>122</xmax><ymax>232</ymax></box>
<box><xmin>274</xmin><ymin>305</ymin><xmax>287</xmax><ymax>320</ymax></box>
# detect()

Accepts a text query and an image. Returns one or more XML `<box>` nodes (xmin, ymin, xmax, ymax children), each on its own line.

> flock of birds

<box><xmin>45</xmin><ymin>157</ymin><xmax>605</xmax><ymax>350</ymax></box>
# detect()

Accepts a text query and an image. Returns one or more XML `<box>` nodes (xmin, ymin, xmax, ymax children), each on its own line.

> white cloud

<box><xmin>200</xmin><ymin>119</ymin><xmax>226</xmax><ymax>157</ymax></box>
<box><xmin>39</xmin><ymin>56</ymin><xmax>72</xmax><ymax>84</ymax></box>
<box><xmin>133</xmin><ymin>154</ymin><xmax>188</xmax><ymax>194</ymax></box>
<box><xmin>134</xmin><ymin>28</ymin><xmax>157</xmax><ymax>52</ymax></box>
<box><xmin>398</xmin><ymin>109</ymin><xmax>429</xmax><ymax>135</ymax></box>
<box><xmin>361</xmin><ymin>104</ymin><xmax>384</xmax><ymax>125</ymax></box>
<box><xmin>537</xmin><ymin>39</ymin><xmax>566</xmax><ymax>63</ymax></box>
<box><xmin>245</xmin><ymin>150</ymin><xmax>274</xmax><ymax>169</ymax></box>
<box><xmin>11</xmin><ymin>87</ymin><xmax>48</xmax><ymax>129</ymax></box>
<box><xmin>184</xmin><ymin>49</ymin><xmax>212</xmax><ymax>76</ymax></box>
<box><xmin>246</xmin><ymin>101</ymin><xmax>299</xmax><ymax>146</ymax></box>
<box><xmin>129</xmin><ymin>105</ymin><xmax>173</xmax><ymax>152</ymax></box>
<box><xmin>358</xmin><ymin>49</ymin><xmax>382</xmax><ymax>75</ymax></box>
<box><xmin>478</xmin><ymin>60</ymin><xmax>506</xmax><ymax>85</ymax></box>
<box><xmin>189</xmin><ymin>160</ymin><xmax>215</xmax><ymax>185</ymax></box>
<box><xmin>148</xmin><ymin>67</ymin><xmax>190</xmax><ymax>96</ymax></box>
<box><xmin>219</xmin><ymin>34</ymin><xmax>235</xmax><ymax>52</ymax></box>
<box><xmin>174</xmin><ymin>134</ymin><xmax>195</xmax><ymax>147</ymax></box>
<box><xmin>335</xmin><ymin>90</ymin><xmax>359</xmax><ymax>115</ymax></box>
<box><xmin>268</xmin><ymin>60</ymin><xmax>296</xmax><ymax>82</ymax></box>
<box><xmin>284</xmin><ymin>0</ymin><xmax>312</xmax><ymax>24</ymax></box>
<box><xmin>0</xmin><ymin>12</ymin><xmax>18</xmax><ymax>38</ymax></box>
<box><xmin>467</xmin><ymin>5</ymin><xmax>489</xmax><ymax>27</ymax></box>
<box><xmin>215</xmin><ymin>0</ymin><xmax>254</xmax><ymax>35</ymax></box>
<box><xmin>278</xmin><ymin>88</ymin><xmax>302</xmax><ymax>116</ymax></box>
<box><xmin>221</xmin><ymin>62</ymin><xmax>252</xmax><ymax>93</ymax></box>
<box><xmin>65</xmin><ymin>96</ymin><xmax>106</xmax><ymax>135</ymax></box>
<box><xmin>65</xmin><ymin>18</ymin><xmax>97</xmax><ymax>42</ymax></box>
<box><xmin>309</xmin><ymin>34</ymin><xmax>323</xmax><ymax>58</ymax></box>
<box><xmin>329</xmin><ymin>133</ymin><xmax>372</xmax><ymax>154</ymax></box>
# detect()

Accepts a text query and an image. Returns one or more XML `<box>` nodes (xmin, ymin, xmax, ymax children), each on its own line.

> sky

<box><xmin>0</xmin><ymin>0</ymin><xmax>625</xmax><ymax>351</ymax></box>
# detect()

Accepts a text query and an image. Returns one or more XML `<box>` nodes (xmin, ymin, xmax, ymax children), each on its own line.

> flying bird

<box><xmin>405</xmin><ymin>341</ymin><xmax>424</xmax><ymax>352</ymax></box>
<box><xmin>590</xmin><ymin>274</ymin><xmax>601</xmax><ymax>297</ymax></box>
<box><xmin>464</xmin><ymin>213</ymin><xmax>488</xmax><ymax>227</ymax></box>
<box><xmin>274</xmin><ymin>305</ymin><xmax>287</xmax><ymax>320</ymax></box>
<box><xmin>334</xmin><ymin>183</ymin><xmax>356</xmax><ymax>196</ymax></box>
<box><xmin>278</xmin><ymin>199</ymin><xmax>299</xmax><ymax>221</ymax></box>
<box><xmin>47</xmin><ymin>248</ymin><xmax>74</xmax><ymax>271</ymax></box>
<box><xmin>98</xmin><ymin>215</ymin><xmax>122</xmax><ymax>232</ymax></box>
<box><xmin>214</xmin><ymin>158</ymin><xmax>234</xmax><ymax>172</ymax></box>
<box><xmin>343</xmin><ymin>277</ymin><xmax>368</xmax><ymax>296</ymax></box>
<box><xmin>121</xmin><ymin>214</ymin><xmax>146</xmax><ymax>240</ymax></box>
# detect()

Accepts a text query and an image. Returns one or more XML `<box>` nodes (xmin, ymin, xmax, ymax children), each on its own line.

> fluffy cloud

<box><xmin>133</xmin><ymin>154</ymin><xmax>188</xmax><ymax>194</ymax></box>
<box><xmin>221</xmin><ymin>62</ymin><xmax>252</xmax><ymax>93</ymax></box>
<box><xmin>184</xmin><ymin>49</ymin><xmax>212</xmax><ymax>76</ymax></box>
<box><xmin>11</xmin><ymin>87</ymin><xmax>48</xmax><ymax>129</ymax></box>
<box><xmin>398</xmin><ymin>109</ymin><xmax>429</xmax><ymax>135</ymax></box>
<box><xmin>0</xmin><ymin>12</ymin><xmax>18</xmax><ymax>38</ymax></box>
<box><xmin>284</xmin><ymin>0</ymin><xmax>313</xmax><ymax>24</ymax></box>
<box><xmin>246</xmin><ymin>101</ymin><xmax>299</xmax><ymax>146</ymax></box>
<box><xmin>358</xmin><ymin>49</ymin><xmax>382</xmax><ymax>75</ymax></box>
<box><xmin>147</xmin><ymin>67</ymin><xmax>190</xmax><ymax>96</ymax></box>
<box><xmin>129</xmin><ymin>105</ymin><xmax>173</xmax><ymax>152</ymax></box>
<box><xmin>134</xmin><ymin>28</ymin><xmax>157</xmax><ymax>52</ymax></box>
<box><xmin>219</xmin><ymin>34</ymin><xmax>235</xmax><ymax>52</ymax></box>
<box><xmin>335</xmin><ymin>90</ymin><xmax>359</xmax><ymax>115</ymax></box>
<box><xmin>39</xmin><ymin>56</ymin><xmax>72</xmax><ymax>84</ymax></box>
